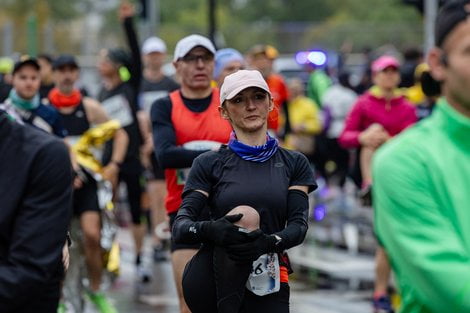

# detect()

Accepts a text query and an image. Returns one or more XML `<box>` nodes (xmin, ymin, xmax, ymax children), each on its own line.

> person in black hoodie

<box><xmin>0</xmin><ymin>110</ymin><xmax>72</xmax><ymax>313</ymax></box>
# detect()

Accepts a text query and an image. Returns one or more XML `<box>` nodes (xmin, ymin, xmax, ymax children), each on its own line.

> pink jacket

<box><xmin>339</xmin><ymin>87</ymin><xmax>417</xmax><ymax>148</ymax></box>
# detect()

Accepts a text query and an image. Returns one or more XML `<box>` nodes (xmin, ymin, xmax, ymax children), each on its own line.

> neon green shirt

<box><xmin>373</xmin><ymin>98</ymin><xmax>470</xmax><ymax>313</ymax></box>
<box><xmin>307</xmin><ymin>70</ymin><xmax>331</xmax><ymax>108</ymax></box>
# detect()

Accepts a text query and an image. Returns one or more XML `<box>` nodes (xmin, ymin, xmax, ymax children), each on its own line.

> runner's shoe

<box><xmin>359</xmin><ymin>184</ymin><xmax>372</xmax><ymax>207</ymax></box>
<box><xmin>136</xmin><ymin>264</ymin><xmax>152</xmax><ymax>283</ymax></box>
<box><xmin>87</xmin><ymin>291</ymin><xmax>118</xmax><ymax>313</ymax></box>
<box><xmin>56</xmin><ymin>302</ymin><xmax>67</xmax><ymax>313</ymax></box>
<box><xmin>373</xmin><ymin>295</ymin><xmax>394</xmax><ymax>313</ymax></box>
<box><xmin>153</xmin><ymin>245</ymin><xmax>167</xmax><ymax>262</ymax></box>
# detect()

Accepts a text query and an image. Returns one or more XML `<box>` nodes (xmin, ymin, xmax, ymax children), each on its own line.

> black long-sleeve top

<box><xmin>122</xmin><ymin>16</ymin><xmax>142</xmax><ymax>99</ymax></box>
<box><xmin>172</xmin><ymin>147</ymin><xmax>317</xmax><ymax>252</ymax></box>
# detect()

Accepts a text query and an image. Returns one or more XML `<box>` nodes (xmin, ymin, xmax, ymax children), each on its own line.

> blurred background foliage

<box><xmin>0</xmin><ymin>0</ymin><xmax>423</xmax><ymax>56</ymax></box>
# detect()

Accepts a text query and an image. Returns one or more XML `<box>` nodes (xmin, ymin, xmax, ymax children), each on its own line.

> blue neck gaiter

<box><xmin>228</xmin><ymin>131</ymin><xmax>278</xmax><ymax>162</ymax></box>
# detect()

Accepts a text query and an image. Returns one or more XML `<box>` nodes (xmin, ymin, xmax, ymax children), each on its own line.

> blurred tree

<box><xmin>2</xmin><ymin>0</ymin><xmax>80</xmax><ymax>23</ymax></box>
<box><xmin>302</xmin><ymin>0</ymin><xmax>423</xmax><ymax>52</ymax></box>
<box><xmin>0</xmin><ymin>0</ymin><xmax>426</xmax><ymax>56</ymax></box>
<box><xmin>157</xmin><ymin>0</ymin><xmax>215</xmax><ymax>52</ymax></box>
<box><xmin>1</xmin><ymin>0</ymin><xmax>93</xmax><ymax>54</ymax></box>
<box><xmin>401</xmin><ymin>0</ymin><xmax>445</xmax><ymax>13</ymax></box>
<box><xmin>230</xmin><ymin>0</ymin><xmax>333</xmax><ymax>23</ymax></box>
<box><xmin>220</xmin><ymin>0</ymin><xmax>334</xmax><ymax>53</ymax></box>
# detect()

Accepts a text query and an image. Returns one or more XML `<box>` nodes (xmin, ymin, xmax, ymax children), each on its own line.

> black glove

<box><xmin>226</xmin><ymin>231</ymin><xmax>277</xmax><ymax>263</ymax></box>
<box><xmin>200</xmin><ymin>214</ymin><xmax>250</xmax><ymax>246</ymax></box>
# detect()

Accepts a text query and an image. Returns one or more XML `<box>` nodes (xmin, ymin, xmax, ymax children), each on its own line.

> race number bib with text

<box><xmin>176</xmin><ymin>140</ymin><xmax>221</xmax><ymax>185</ymax></box>
<box><xmin>101</xmin><ymin>95</ymin><xmax>134</xmax><ymax>127</ymax></box>
<box><xmin>246</xmin><ymin>253</ymin><xmax>280</xmax><ymax>296</ymax></box>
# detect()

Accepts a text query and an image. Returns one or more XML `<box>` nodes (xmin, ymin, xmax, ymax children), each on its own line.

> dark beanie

<box><xmin>106</xmin><ymin>48</ymin><xmax>132</xmax><ymax>68</ymax></box>
<box><xmin>436</xmin><ymin>0</ymin><xmax>470</xmax><ymax>47</ymax></box>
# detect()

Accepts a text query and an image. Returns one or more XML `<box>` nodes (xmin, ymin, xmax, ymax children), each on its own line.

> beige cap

<box><xmin>220</xmin><ymin>70</ymin><xmax>271</xmax><ymax>104</ymax></box>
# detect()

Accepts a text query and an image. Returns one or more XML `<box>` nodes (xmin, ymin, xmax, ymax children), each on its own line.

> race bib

<box><xmin>141</xmin><ymin>91</ymin><xmax>168</xmax><ymax>113</ymax></box>
<box><xmin>101</xmin><ymin>95</ymin><xmax>133</xmax><ymax>127</ymax></box>
<box><xmin>246</xmin><ymin>253</ymin><xmax>280</xmax><ymax>296</ymax></box>
<box><xmin>176</xmin><ymin>140</ymin><xmax>221</xmax><ymax>185</ymax></box>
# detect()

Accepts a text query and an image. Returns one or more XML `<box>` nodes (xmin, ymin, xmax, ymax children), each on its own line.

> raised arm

<box><xmin>119</xmin><ymin>1</ymin><xmax>142</xmax><ymax>92</ymax></box>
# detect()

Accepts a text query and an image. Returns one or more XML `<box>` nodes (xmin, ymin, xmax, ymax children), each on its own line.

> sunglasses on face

<box><xmin>180</xmin><ymin>54</ymin><xmax>214</xmax><ymax>64</ymax></box>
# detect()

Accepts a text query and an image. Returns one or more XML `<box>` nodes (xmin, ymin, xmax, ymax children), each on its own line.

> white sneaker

<box><xmin>136</xmin><ymin>264</ymin><xmax>152</xmax><ymax>283</ymax></box>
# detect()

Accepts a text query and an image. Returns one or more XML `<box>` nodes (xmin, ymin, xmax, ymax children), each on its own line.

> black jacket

<box><xmin>0</xmin><ymin>111</ymin><xmax>72</xmax><ymax>312</ymax></box>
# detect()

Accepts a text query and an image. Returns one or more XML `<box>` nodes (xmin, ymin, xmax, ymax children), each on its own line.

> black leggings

<box><xmin>324</xmin><ymin>138</ymin><xmax>349</xmax><ymax>187</ymax></box>
<box><xmin>182</xmin><ymin>245</ymin><xmax>290</xmax><ymax>313</ymax></box>
<box><xmin>119</xmin><ymin>158</ymin><xmax>144</xmax><ymax>225</ymax></box>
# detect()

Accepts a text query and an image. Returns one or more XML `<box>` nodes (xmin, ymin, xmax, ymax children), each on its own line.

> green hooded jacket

<box><xmin>373</xmin><ymin>98</ymin><xmax>470</xmax><ymax>313</ymax></box>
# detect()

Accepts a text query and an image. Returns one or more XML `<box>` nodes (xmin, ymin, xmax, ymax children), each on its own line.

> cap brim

<box><xmin>174</xmin><ymin>44</ymin><xmax>216</xmax><ymax>61</ymax></box>
<box><xmin>13</xmin><ymin>60</ymin><xmax>40</xmax><ymax>73</ymax></box>
<box><xmin>53</xmin><ymin>63</ymin><xmax>78</xmax><ymax>70</ymax></box>
<box><xmin>23</xmin><ymin>60</ymin><xmax>40</xmax><ymax>68</ymax></box>
<box><xmin>224</xmin><ymin>80</ymin><xmax>271</xmax><ymax>102</ymax></box>
<box><xmin>143</xmin><ymin>48</ymin><xmax>166</xmax><ymax>55</ymax></box>
<box><xmin>374</xmin><ymin>64</ymin><xmax>399</xmax><ymax>73</ymax></box>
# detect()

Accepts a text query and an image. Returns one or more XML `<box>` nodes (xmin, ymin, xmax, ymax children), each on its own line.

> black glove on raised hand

<box><xmin>226</xmin><ymin>231</ymin><xmax>277</xmax><ymax>263</ymax></box>
<box><xmin>200</xmin><ymin>214</ymin><xmax>251</xmax><ymax>246</ymax></box>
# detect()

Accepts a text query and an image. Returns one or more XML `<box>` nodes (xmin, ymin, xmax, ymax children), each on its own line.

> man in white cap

<box><xmin>139</xmin><ymin>36</ymin><xmax>179</xmax><ymax>263</ymax></box>
<box><xmin>151</xmin><ymin>34</ymin><xmax>232</xmax><ymax>313</ymax></box>
<box><xmin>141</xmin><ymin>36</ymin><xmax>179</xmax><ymax>112</ymax></box>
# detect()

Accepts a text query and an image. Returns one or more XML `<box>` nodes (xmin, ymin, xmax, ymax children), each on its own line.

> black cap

<box><xmin>106</xmin><ymin>48</ymin><xmax>131</xmax><ymax>68</ymax></box>
<box><xmin>12</xmin><ymin>56</ymin><xmax>40</xmax><ymax>75</ymax></box>
<box><xmin>53</xmin><ymin>54</ymin><xmax>79</xmax><ymax>70</ymax></box>
<box><xmin>436</xmin><ymin>0</ymin><xmax>470</xmax><ymax>47</ymax></box>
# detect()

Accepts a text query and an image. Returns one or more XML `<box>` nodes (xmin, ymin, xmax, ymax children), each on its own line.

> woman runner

<box><xmin>172</xmin><ymin>70</ymin><xmax>316</xmax><ymax>313</ymax></box>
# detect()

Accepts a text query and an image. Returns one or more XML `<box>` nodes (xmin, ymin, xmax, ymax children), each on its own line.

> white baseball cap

<box><xmin>173</xmin><ymin>34</ymin><xmax>216</xmax><ymax>61</ymax></box>
<box><xmin>142</xmin><ymin>37</ymin><xmax>167</xmax><ymax>54</ymax></box>
<box><xmin>220</xmin><ymin>70</ymin><xmax>271</xmax><ymax>104</ymax></box>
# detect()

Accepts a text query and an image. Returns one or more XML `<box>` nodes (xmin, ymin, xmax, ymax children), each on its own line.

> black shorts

<box><xmin>169</xmin><ymin>212</ymin><xmax>202</xmax><ymax>252</ymax></box>
<box><xmin>73</xmin><ymin>173</ymin><xmax>100</xmax><ymax>216</ymax></box>
<box><xmin>148</xmin><ymin>152</ymin><xmax>165</xmax><ymax>180</ymax></box>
